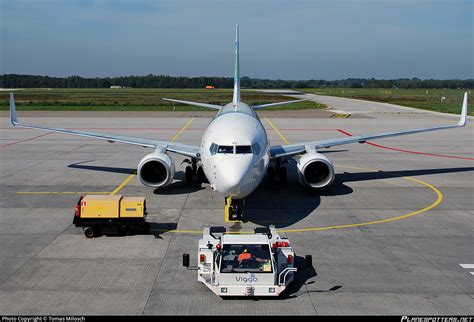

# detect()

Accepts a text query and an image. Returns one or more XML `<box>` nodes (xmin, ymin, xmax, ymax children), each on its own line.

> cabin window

<box><xmin>210</xmin><ymin>143</ymin><xmax>218</xmax><ymax>155</ymax></box>
<box><xmin>218</xmin><ymin>145</ymin><xmax>234</xmax><ymax>154</ymax></box>
<box><xmin>235</xmin><ymin>145</ymin><xmax>252</xmax><ymax>154</ymax></box>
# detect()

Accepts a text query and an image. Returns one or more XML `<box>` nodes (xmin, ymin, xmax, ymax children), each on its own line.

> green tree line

<box><xmin>1</xmin><ymin>74</ymin><xmax>472</xmax><ymax>89</ymax></box>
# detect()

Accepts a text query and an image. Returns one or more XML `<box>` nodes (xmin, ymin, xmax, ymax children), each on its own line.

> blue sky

<box><xmin>1</xmin><ymin>0</ymin><xmax>472</xmax><ymax>79</ymax></box>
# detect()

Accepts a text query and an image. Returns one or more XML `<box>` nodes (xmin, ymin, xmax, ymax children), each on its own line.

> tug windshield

<box><xmin>220</xmin><ymin>244</ymin><xmax>273</xmax><ymax>273</ymax></box>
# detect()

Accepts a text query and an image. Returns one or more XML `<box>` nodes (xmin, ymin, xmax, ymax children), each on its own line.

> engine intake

<box><xmin>137</xmin><ymin>151</ymin><xmax>175</xmax><ymax>188</ymax></box>
<box><xmin>297</xmin><ymin>152</ymin><xmax>335</xmax><ymax>188</ymax></box>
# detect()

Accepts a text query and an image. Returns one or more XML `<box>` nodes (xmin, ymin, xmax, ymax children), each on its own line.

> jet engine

<box><xmin>297</xmin><ymin>152</ymin><xmax>335</xmax><ymax>188</ymax></box>
<box><xmin>137</xmin><ymin>151</ymin><xmax>175</xmax><ymax>188</ymax></box>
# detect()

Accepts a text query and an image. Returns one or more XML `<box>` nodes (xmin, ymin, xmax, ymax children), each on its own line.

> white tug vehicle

<box><xmin>183</xmin><ymin>226</ymin><xmax>312</xmax><ymax>297</ymax></box>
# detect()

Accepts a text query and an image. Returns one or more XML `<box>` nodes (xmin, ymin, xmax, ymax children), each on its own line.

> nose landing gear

<box><xmin>225</xmin><ymin>197</ymin><xmax>244</xmax><ymax>222</ymax></box>
<box><xmin>267</xmin><ymin>158</ymin><xmax>287</xmax><ymax>183</ymax></box>
<box><xmin>183</xmin><ymin>158</ymin><xmax>207</xmax><ymax>183</ymax></box>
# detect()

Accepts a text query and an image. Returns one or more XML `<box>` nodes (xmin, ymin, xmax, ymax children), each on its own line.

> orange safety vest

<box><xmin>238</xmin><ymin>253</ymin><xmax>251</xmax><ymax>261</ymax></box>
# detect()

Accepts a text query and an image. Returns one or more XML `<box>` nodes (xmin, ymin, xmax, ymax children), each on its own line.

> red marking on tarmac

<box><xmin>337</xmin><ymin>129</ymin><xmax>474</xmax><ymax>161</ymax></box>
<box><xmin>0</xmin><ymin>132</ymin><xmax>53</xmax><ymax>148</ymax></box>
<box><xmin>337</xmin><ymin>129</ymin><xmax>353</xmax><ymax>137</ymax></box>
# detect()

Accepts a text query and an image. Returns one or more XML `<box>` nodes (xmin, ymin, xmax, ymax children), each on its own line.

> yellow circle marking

<box><xmin>162</xmin><ymin>172</ymin><xmax>443</xmax><ymax>235</ymax></box>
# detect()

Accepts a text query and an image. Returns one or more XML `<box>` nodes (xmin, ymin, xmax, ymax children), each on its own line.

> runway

<box><xmin>0</xmin><ymin>94</ymin><xmax>473</xmax><ymax>315</ymax></box>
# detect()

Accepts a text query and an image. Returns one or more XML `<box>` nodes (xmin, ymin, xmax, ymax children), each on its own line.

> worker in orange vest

<box><xmin>238</xmin><ymin>248</ymin><xmax>252</xmax><ymax>262</ymax></box>
<box><xmin>238</xmin><ymin>248</ymin><xmax>266</xmax><ymax>264</ymax></box>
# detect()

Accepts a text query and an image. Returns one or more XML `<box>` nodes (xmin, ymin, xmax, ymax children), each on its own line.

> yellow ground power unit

<box><xmin>73</xmin><ymin>195</ymin><xmax>148</xmax><ymax>238</ymax></box>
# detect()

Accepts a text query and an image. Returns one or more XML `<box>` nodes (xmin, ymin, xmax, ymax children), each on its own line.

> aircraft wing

<box><xmin>9</xmin><ymin>93</ymin><xmax>201</xmax><ymax>159</ymax></box>
<box><xmin>270</xmin><ymin>92</ymin><xmax>468</xmax><ymax>159</ymax></box>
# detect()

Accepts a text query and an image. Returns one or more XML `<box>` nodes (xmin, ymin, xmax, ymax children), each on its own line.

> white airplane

<box><xmin>10</xmin><ymin>25</ymin><xmax>468</xmax><ymax>221</ymax></box>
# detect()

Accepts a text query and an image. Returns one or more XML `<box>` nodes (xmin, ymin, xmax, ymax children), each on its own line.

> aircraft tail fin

<box><xmin>232</xmin><ymin>24</ymin><xmax>240</xmax><ymax>105</ymax></box>
<box><xmin>10</xmin><ymin>93</ymin><xmax>18</xmax><ymax>126</ymax></box>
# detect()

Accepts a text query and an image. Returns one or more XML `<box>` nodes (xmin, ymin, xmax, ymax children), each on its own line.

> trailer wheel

<box><xmin>84</xmin><ymin>227</ymin><xmax>96</xmax><ymax>238</ymax></box>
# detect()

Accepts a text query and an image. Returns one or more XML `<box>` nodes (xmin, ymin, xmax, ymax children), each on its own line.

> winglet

<box><xmin>10</xmin><ymin>92</ymin><xmax>18</xmax><ymax>126</ymax></box>
<box><xmin>458</xmin><ymin>92</ymin><xmax>468</xmax><ymax>127</ymax></box>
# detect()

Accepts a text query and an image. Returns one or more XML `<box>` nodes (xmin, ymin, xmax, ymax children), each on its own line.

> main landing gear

<box><xmin>183</xmin><ymin>158</ymin><xmax>206</xmax><ymax>183</ymax></box>
<box><xmin>225</xmin><ymin>197</ymin><xmax>244</xmax><ymax>222</ymax></box>
<box><xmin>267</xmin><ymin>158</ymin><xmax>287</xmax><ymax>184</ymax></box>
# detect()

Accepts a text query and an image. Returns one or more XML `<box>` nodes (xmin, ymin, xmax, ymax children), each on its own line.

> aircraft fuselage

<box><xmin>200</xmin><ymin>102</ymin><xmax>270</xmax><ymax>198</ymax></box>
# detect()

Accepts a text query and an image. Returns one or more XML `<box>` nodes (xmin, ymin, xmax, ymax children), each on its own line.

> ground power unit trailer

<box><xmin>183</xmin><ymin>226</ymin><xmax>311</xmax><ymax>297</ymax></box>
<box><xmin>73</xmin><ymin>195</ymin><xmax>148</xmax><ymax>238</ymax></box>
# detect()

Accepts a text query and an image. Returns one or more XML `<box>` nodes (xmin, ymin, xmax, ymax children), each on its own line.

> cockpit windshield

<box><xmin>217</xmin><ymin>146</ymin><xmax>234</xmax><ymax>154</ymax></box>
<box><xmin>210</xmin><ymin>144</ymin><xmax>256</xmax><ymax>155</ymax></box>
<box><xmin>235</xmin><ymin>145</ymin><xmax>252</xmax><ymax>154</ymax></box>
<box><xmin>220</xmin><ymin>244</ymin><xmax>273</xmax><ymax>273</ymax></box>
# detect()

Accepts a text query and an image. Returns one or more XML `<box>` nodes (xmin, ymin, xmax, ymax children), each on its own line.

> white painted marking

<box><xmin>460</xmin><ymin>264</ymin><xmax>474</xmax><ymax>269</ymax></box>
<box><xmin>470</xmin><ymin>272</ymin><xmax>474</xmax><ymax>276</ymax></box>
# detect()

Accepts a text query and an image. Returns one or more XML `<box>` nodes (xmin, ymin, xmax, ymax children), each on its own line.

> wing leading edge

<box><xmin>9</xmin><ymin>93</ymin><xmax>200</xmax><ymax>158</ymax></box>
<box><xmin>270</xmin><ymin>92</ymin><xmax>468</xmax><ymax>158</ymax></box>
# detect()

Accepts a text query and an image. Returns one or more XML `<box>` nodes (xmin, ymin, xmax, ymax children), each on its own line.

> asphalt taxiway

<box><xmin>0</xmin><ymin>94</ymin><xmax>473</xmax><ymax>315</ymax></box>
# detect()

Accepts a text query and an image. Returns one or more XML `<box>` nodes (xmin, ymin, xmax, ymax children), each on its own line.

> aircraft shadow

<box><xmin>68</xmin><ymin>161</ymin><xmax>135</xmax><ymax>175</ymax></box>
<box><xmin>95</xmin><ymin>222</ymin><xmax>177</xmax><ymax>238</ymax></box>
<box><xmin>153</xmin><ymin>171</ymin><xmax>205</xmax><ymax>195</ymax></box>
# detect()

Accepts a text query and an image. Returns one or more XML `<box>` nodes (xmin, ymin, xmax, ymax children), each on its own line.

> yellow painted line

<box><xmin>171</xmin><ymin>117</ymin><xmax>195</xmax><ymax>142</ymax></box>
<box><xmin>16</xmin><ymin>191</ymin><xmax>107</xmax><ymax>195</ymax></box>
<box><xmin>264</xmin><ymin>118</ymin><xmax>289</xmax><ymax>144</ymax></box>
<box><xmin>109</xmin><ymin>173</ymin><xmax>136</xmax><ymax>195</ymax></box>
<box><xmin>157</xmin><ymin>229</ymin><xmax>201</xmax><ymax>234</ymax></box>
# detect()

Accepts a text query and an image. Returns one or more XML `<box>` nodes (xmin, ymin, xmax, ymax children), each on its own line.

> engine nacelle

<box><xmin>297</xmin><ymin>152</ymin><xmax>335</xmax><ymax>188</ymax></box>
<box><xmin>137</xmin><ymin>151</ymin><xmax>175</xmax><ymax>188</ymax></box>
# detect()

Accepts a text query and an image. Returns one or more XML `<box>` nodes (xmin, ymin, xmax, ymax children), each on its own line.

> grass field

<box><xmin>298</xmin><ymin>88</ymin><xmax>473</xmax><ymax>115</ymax></box>
<box><xmin>0</xmin><ymin>88</ymin><xmax>323</xmax><ymax>111</ymax></box>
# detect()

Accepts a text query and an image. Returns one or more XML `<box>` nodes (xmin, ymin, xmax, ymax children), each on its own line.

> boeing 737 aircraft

<box><xmin>10</xmin><ymin>25</ymin><xmax>468</xmax><ymax>221</ymax></box>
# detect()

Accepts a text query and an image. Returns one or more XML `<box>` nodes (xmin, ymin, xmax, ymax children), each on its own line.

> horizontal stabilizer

<box><xmin>252</xmin><ymin>98</ymin><xmax>309</xmax><ymax>110</ymax></box>
<box><xmin>162</xmin><ymin>98</ymin><xmax>222</xmax><ymax>110</ymax></box>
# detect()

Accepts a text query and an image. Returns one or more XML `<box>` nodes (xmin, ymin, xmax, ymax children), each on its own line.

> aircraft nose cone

<box><xmin>217</xmin><ymin>158</ymin><xmax>252</xmax><ymax>196</ymax></box>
